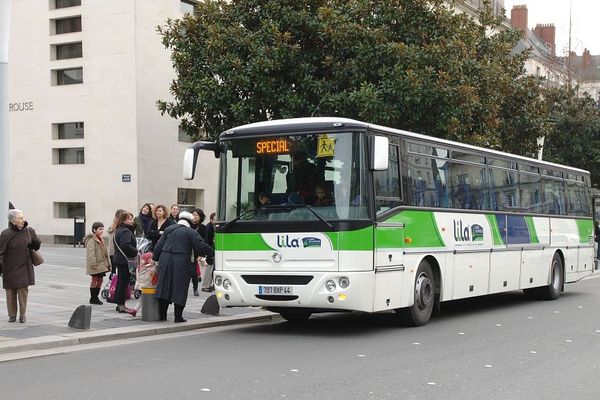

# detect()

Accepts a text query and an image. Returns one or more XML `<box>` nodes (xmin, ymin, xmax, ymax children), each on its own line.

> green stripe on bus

<box><xmin>486</xmin><ymin>214</ymin><xmax>504</xmax><ymax>246</ymax></box>
<box><xmin>395</xmin><ymin>210</ymin><xmax>444</xmax><ymax>248</ymax></box>
<box><xmin>576</xmin><ymin>219</ymin><xmax>593</xmax><ymax>243</ymax></box>
<box><xmin>524</xmin><ymin>217</ymin><xmax>539</xmax><ymax>244</ymax></box>
<box><xmin>327</xmin><ymin>227</ymin><xmax>374</xmax><ymax>251</ymax></box>
<box><xmin>217</xmin><ymin>233</ymin><xmax>273</xmax><ymax>251</ymax></box>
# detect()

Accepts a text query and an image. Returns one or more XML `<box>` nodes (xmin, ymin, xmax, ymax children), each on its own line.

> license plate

<box><xmin>258</xmin><ymin>286</ymin><xmax>293</xmax><ymax>295</ymax></box>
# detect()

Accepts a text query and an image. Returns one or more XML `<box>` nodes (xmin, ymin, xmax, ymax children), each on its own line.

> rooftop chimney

<box><xmin>533</xmin><ymin>24</ymin><xmax>556</xmax><ymax>56</ymax></box>
<box><xmin>511</xmin><ymin>5</ymin><xmax>528</xmax><ymax>38</ymax></box>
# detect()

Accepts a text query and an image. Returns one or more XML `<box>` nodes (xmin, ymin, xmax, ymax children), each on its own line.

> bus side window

<box><xmin>374</xmin><ymin>144</ymin><xmax>401</xmax><ymax>214</ymax></box>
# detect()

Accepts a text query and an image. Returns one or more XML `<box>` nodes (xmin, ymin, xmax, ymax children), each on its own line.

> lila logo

<box><xmin>453</xmin><ymin>220</ymin><xmax>484</xmax><ymax>242</ymax></box>
<box><xmin>277</xmin><ymin>235</ymin><xmax>300</xmax><ymax>248</ymax></box>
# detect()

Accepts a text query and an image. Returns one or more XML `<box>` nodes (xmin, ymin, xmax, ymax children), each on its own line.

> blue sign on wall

<box><xmin>122</xmin><ymin>174</ymin><xmax>131</xmax><ymax>183</ymax></box>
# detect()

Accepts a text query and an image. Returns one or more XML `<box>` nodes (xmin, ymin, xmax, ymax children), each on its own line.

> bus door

<box><xmin>373</xmin><ymin>221</ymin><xmax>405</xmax><ymax>311</ymax></box>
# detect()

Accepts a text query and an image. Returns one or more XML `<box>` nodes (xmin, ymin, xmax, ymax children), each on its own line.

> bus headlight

<box><xmin>339</xmin><ymin>277</ymin><xmax>350</xmax><ymax>289</ymax></box>
<box><xmin>223</xmin><ymin>279</ymin><xmax>232</xmax><ymax>290</ymax></box>
<box><xmin>325</xmin><ymin>280</ymin><xmax>336</xmax><ymax>292</ymax></box>
<box><xmin>214</xmin><ymin>275</ymin><xmax>223</xmax><ymax>287</ymax></box>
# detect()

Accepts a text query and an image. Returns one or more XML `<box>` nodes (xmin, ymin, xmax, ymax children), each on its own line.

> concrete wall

<box><xmin>8</xmin><ymin>0</ymin><xmax>218</xmax><ymax>241</ymax></box>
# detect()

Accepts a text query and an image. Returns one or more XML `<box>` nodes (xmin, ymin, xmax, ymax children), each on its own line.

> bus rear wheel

<box><xmin>395</xmin><ymin>260</ymin><xmax>435</xmax><ymax>326</ymax></box>
<box><xmin>524</xmin><ymin>253</ymin><xmax>563</xmax><ymax>300</ymax></box>
<box><xmin>280</xmin><ymin>310</ymin><xmax>312</xmax><ymax>323</ymax></box>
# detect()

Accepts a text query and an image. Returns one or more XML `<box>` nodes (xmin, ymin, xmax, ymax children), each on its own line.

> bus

<box><xmin>183</xmin><ymin>117</ymin><xmax>594</xmax><ymax>326</ymax></box>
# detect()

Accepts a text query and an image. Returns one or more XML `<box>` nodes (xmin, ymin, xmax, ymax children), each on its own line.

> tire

<box><xmin>280</xmin><ymin>310</ymin><xmax>312</xmax><ymax>323</ymax></box>
<box><xmin>395</xmin><ymin>260</ymin><xmax>435</xmax><ymax>326</ymax></box>
<box><xmin>134</xmin><ymin>289</ymin><xmax>141</xmax><ymax>299</ymax></box>
<box><xmin>538</xmin><ymin>253</ymin><xmax>563</xmax><ymax>300</ymax></box>
<box><xmin>100</xmin><ymin>289</ymin><xmax>108</xmax><ymax>299</ymax></box>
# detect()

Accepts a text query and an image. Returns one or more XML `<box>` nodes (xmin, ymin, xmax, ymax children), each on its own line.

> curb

<box><xmin>0</xmin><ymin>310</ymin><xmax>276</xmax><ymax>356</ymax></box>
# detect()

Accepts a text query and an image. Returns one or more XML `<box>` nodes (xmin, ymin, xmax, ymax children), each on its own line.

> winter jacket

<box><xmin>152</xmin><ymin>224</ymin><xmax>214</xmax><ymax>306</ymax></box>
<box><xmin>112</xmin><ymin>224</ymin><xmax>138</xmax><ymax>268</ymax></box>
<box><xmin>146</xmin><ymin>218</ymin><xmax>175</xmax><ymax>250</ymax></box>
<box><xmin>0</xmin><ymin>223</ymin><xmax>40</xmax><ymax>289</ymax></box>
<box><xmin>84</xmin><ymin>234</ymin><xmax>111</xmax><ymax>276</ymax></box>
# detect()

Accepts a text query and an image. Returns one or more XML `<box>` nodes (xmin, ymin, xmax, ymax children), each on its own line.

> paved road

<box><xmin>1</xmin><ymin>275</ymin><xmax>599</xmax><ymax>400</ymax></box>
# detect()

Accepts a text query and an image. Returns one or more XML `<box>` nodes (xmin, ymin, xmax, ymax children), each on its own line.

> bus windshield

<box><xmin>217</xmin><ymin>131</ymin><xmax>369</xmax><ymax>223</ymax></box>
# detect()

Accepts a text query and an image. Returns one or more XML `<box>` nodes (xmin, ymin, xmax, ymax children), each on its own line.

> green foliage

<box><xmin>157</xmin><ymin>0</ymin><xmax>547</xmax><ymax>157</ymax></box>
<box><xmin>543</xmin><ymin>86</ymin><xmax>600</xmax><ymax>187</ymax></box>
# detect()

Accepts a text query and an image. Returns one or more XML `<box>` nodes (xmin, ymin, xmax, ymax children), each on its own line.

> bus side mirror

<box><xmin>370</xmin><ymin>136</ymin><xmax>389</xmax><ymax>171</ymax></box>
<box><xmin>183</xmin><ymin>141</ymin><xmax>220</xmax><ymax>180</ymax></box>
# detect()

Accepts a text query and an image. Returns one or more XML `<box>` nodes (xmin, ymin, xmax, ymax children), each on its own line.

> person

<box><xmin>130</xmin><ymin>251</ymin><xmax>157</xmax><ymax>317</ymax></box>
<box><xmin>169</xmin><ymin>204</ymin><xmax>180</xmax><ymax>222</ymax></box>
<box><xmin>112</xmin><ymin>211</ymin><xmax>138</xmax><ymax>315</ymax></box>
<box><xmin>107</xmin><ymin>209</ymin><xmax>126</xmax><ymax>271</ymax></box>
<box><xmin>133</xmin><ymin>203</ymin><xmax>153</xmax><ymax>237</ymax></box>
<box><xmin>286</xmin><ymin>151</ymin><xmax>317</xmax><ymax>201</ymax></box>
<box><xmin>313</xmin><ymin>183</ymin><xmax>334</xmax><ymax>206</ymax></box>
<box><xmin>258</xmin><ymin>192</ymin><xmax>271</xmax><ymax>206</ymax></box>
<box><xmin>190</xmin><ymin>208</ymin><xmax>207</xmax><ymax>296</ymax></box>
<box><xmin>595</xmin><ymin>220</ymin><xmax>600</xmax><ymax>260</ymax></box>
<box><xmin>146</xmin><ymin>205</ymin><xmax>175</xmax><ymax>251</ymax></box>
<box><xmin>0</xmin><ymin>209</ymin><xmax>41</xmax><ymax>323</ymax></box>
<box><xmin>152</xmin><ymin>211</ymin><xmax>214</xmax><ymax>322</ymax></box>
<box><xmin>206</xmin><ymin>212</ymin><xmax>216</xmax><ymax>249</ymax></box>
<box><xmin>84</xmin><ymin>222</ymin><xmax>111</xmax><ymax>305</ymax></box>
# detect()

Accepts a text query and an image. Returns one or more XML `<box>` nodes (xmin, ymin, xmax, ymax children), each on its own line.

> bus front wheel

<box><xmin>280</xmin><ymin>310</ymin><xmax>312</xmax><ymax>323</ymax></box>
<box><xmin>525</xmin><ymin>253</ymin><xmax>563</xmax><ymax>300</ymax></box>
<box><xmin>395</xmin><ymin>260</ymin><xmax>435</xmax><ymax>326</ymax></box>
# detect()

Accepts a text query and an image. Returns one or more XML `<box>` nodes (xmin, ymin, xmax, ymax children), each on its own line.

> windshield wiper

<box><xmin>220</xmin><ymin>208</ymin><xmax>260</xmax><ymax>231</ymax></box>
<box><xmin>280</xmin><ymin>204</ymin><xmax>335</xmax><ymax>230</ymax></box>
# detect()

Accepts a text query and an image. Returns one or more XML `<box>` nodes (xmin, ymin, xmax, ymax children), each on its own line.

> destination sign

<box><xmin>256</xmin><ymin>139</ymin><xmax>289</xmax><ymax>154</ymax></box>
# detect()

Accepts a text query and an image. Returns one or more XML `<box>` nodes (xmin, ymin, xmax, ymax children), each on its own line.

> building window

<box><xmin>53</xmin><ymin>0</ymin><xmax>81</xmax><ymax>9</ymax></box>
<box><xmin>54</xmin><ymin>42</ymin><xmax>82</xmax><ymax>60</ymax></box>
<box><xmin>178</xmin><ymin>188</ymin><xmax>204</xmax><ymax>209</ymax></box>
<box><xmin>181</xmin><ymin>0</ymin><xmax>197</xmax><ymax>14</ymax></box>
<box><xmin>54</xmin><ymin>67</ymin><xmax>83</xmax><ymax>85</ymax></box>
<box><xmin>178</xmin><ymin>125</ymin><xmax>194</xmax><ymax>142</ymax></box>
<box><xmin>54</xmin><ymin>202</ymin><xmax>85</xmax><ymax>218</ymax></box>
<box><xmin>53</xmin><ymin>122</ymin><xmax>84</xmax><ymax>139</ymax></box>
<box><xmin>54</xmin><ymin>16</ymin><xmax>81</xmax><ymax>34</ymax></box>
<box><xmin>53</xmin><ymin>147</ymin><xmax>85</xmax><ymax>164</ymax></box>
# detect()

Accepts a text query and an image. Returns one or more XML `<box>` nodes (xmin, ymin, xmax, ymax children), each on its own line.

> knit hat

<box><xmin>177</xmin><ymin>211</ymin><xmax>194</xmax><ymax>228</ymax></box>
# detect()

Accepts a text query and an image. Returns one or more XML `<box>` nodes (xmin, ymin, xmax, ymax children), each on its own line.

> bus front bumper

<box><xmin>213</xmin><ymin>271</ymin><xmax>375</xmax><ymax>312</ymax></box>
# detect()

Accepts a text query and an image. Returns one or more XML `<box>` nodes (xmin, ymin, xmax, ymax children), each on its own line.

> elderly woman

<box><xmin>0</xmin><ymin>209</ymin><xmax>41</xmax><ymax>323</ymax></box>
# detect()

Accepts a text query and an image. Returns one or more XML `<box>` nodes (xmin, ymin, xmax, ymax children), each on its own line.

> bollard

<box><xmin>141</xmin><ymin>287</ymin><xmax>160</xmax><ymax>321</ymax></box>
<box><xmin>68</xmin><ymin>305</ymin><xmax>92</xmax><ymax>329</ymax></box>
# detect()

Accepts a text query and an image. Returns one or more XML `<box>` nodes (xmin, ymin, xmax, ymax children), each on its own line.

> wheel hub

<box><xmin>415</xmin><ymin>273</ymin><xmax>433</xmax><ymax>311</ymax></box>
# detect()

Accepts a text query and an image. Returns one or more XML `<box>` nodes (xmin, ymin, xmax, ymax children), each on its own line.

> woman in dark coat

<box><xmin>0</xmin><ymin>209</ymin><xmax>41</xmax><ymax>323</ymax></box>
<box><xmin>113</xmin><ymin>211</ymin><xmax>138</xmax><ymax>315</ymax></box>
<box><xmin>146</xmin><ymin>205</ymin><xmax>175</xmax><ymax>251</ymax></box>
<box><xmin>189</xmin><ymin>208</ymin><xmax>207</xmax><ymax>296</ymax></box>
<box><xmin>152</xmin><ymin>212</ymin><xmax>214</xmax><ymax>323</ymax></box>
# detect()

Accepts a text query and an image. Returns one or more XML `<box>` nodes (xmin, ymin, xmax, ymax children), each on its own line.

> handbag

<box><xmin>27</xmin><ymin>228</ymin><xmax>44</xmax><ymax>266</ymax></box>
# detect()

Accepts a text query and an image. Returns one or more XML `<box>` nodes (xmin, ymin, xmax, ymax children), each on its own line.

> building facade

<box><xmin>8</xmin><ymin>0</ymin><xmax>218</xmax><ymax>243</ymax></box>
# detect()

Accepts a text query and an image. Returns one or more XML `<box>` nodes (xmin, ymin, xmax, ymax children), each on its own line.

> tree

<box><xmin>542</xmin><ymin>86</ymin><xmax>600</xmax><ymax>188</ymax></box>
<box><xmin>157</xmin><ymin>0</ymin><xmax>547</xmax><ymax>156</ymax></box>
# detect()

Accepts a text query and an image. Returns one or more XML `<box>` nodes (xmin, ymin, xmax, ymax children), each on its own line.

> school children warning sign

<box><xmin>317</xmin><ymin>134</ymin><xmax>335</xmax><ymax>157</ymax></box>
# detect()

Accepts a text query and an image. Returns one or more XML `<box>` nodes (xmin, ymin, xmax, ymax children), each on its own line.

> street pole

<box><xmin>0</xmin><ymin>1</ymin><xmax>11</xmax><ymax>219</ymax></box>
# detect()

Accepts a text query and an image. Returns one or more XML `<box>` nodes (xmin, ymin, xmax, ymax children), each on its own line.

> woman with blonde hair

<box><xmin>146</xmin><ymin>204</ymin><xmax>175</xmax><ymax>251</ymax></box>
<box><xmin>0</xmin><ymin>209</ymin><xmax>41</xmax><ymax>323</ymax></box>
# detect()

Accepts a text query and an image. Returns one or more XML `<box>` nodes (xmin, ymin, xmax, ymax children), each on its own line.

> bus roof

<box><xmin>217</xmin><ymin>117</ymin><xmax>590</xmax><ymax>176</ymax></box>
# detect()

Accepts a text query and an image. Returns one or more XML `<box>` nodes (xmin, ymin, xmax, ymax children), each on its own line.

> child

<box><xmin>85</xmin><ymin>222</ymin><xmax>111</xmax><ymax>305</ymax></box>
<box><xmin>130</xmin><ymin>251</ymin><xmax>157</xmax><ymax>317</ymax></box>
<box><xmin>313</xmin><ymin>183</ymin><xmax>333</xmax><ymax>206</ymax></box>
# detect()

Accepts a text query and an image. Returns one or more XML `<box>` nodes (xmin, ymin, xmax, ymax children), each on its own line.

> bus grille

<box><xmin>255</xmin><ymin>295</ymin><xmax>299</xmax><ymax>301</ymax></box>
<box><xmin>242</xmin><ymin>275</ymin><xmax>313</xmax><ymax>285</ymax></box>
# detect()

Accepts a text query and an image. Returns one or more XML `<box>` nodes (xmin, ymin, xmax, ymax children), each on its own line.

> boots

<box><xmin>158</xmin><ymin>299</ymin><xmax>169</xmax><ymax>321</ymax></box>
<box><xmin>174</xmin><ymin>304</ymin><xmax>186</xmax><ymax>323</ymax></box>
<box><xmin>89</xmin><ymin>288</ymin><xmax>103</xmax><ymax>305</ymax></box>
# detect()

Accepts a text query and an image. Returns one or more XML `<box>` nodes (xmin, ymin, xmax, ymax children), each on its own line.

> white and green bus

<box><xmin>184</xmin><ymin>117</ymin><xmax>594</xmax><ymax>326</ymax></box>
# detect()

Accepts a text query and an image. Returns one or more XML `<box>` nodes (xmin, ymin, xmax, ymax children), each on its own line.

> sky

<box><xmin>503</xmin><ymin>0</ymin><xmax>600</xmax><ymax>55</ymax></box>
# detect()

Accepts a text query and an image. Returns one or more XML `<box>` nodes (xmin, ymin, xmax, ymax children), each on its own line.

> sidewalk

<box><xmin>0</xmin><ymin>246</ymin><xmax>274</xmax><ymax>356</ymax></box>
